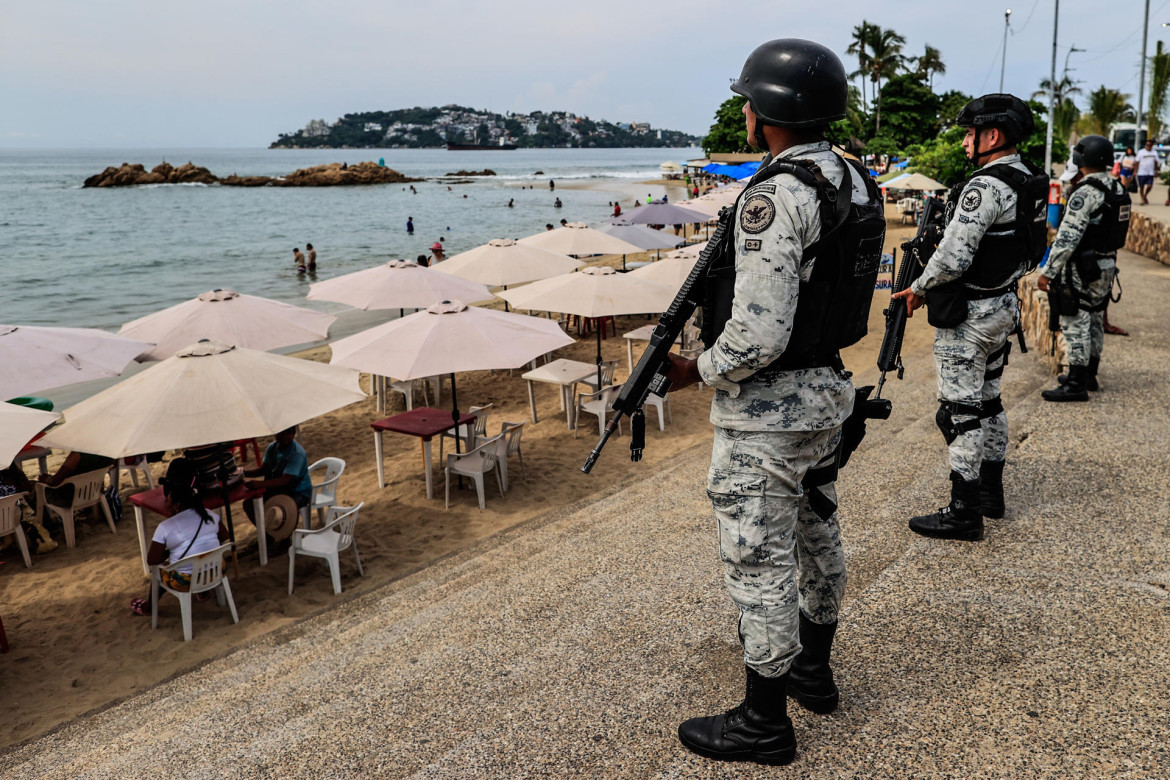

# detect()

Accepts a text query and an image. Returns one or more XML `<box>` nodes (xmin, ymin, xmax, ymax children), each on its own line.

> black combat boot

<box><xmin>1043</xmin><ymin>364</ymin><xmax>1090</xmax><ymax>402</ymax></box>
<box><xmin>787</xmin><ymin>612</ymin><xmax>839</xmax><ymax>713</ymax></box>
<box><xmin>1058</xmin><ymin>356</ymin><xmax>1100</xmax><ymax>391</ymax></box>
<box><xmin>978</xmin><ymin>459</ymin><xmax>1006</xmax><ymax>520</ymax></box>
<box><xmin>677</xmin><ymin>667</ymin><xmax>797</xmax><ymax>766</ymax></box>
<box><xmin>909</xmin><ymin>471</ymin><xmax>984</xmax><ymax>541</ymax></box>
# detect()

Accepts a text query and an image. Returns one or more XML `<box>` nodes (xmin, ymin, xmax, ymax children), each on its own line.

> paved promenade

<box><xmin>3</xmin><ymin>250</ymin><xmax>1168</xmax><ymax>779</ymax></box>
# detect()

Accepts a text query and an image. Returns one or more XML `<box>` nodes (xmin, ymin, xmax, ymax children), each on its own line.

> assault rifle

<box><xmin>875</xmin><ymin>195</ymin><xmax>945</xmax><ymax>399</ymax></box>
<box><xmin>581</xmin><ymin>206</ymin><xmax>735</xmax><ymax>474</ymax></box>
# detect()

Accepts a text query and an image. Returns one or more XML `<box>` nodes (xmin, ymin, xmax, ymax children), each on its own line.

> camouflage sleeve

<box><xmin>909</xmin><ymin>177</ymin><xmax>1006</xmax><ymax>295</ymax></box>
<box><xmin>1041</xmin><ymin>185</ymin><xmax>1101</xmax><ymax>279</ymax></box>
<box><xmin>697</xmin><ymin>186</ymin><xmax>805</xmax><ymax>396</ymax></box>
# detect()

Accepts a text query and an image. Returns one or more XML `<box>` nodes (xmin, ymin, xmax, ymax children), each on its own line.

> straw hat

<box><xmin>263</xmin><ymin>494</ymin><xmax>300</xmax><ymax>541</ymax></box>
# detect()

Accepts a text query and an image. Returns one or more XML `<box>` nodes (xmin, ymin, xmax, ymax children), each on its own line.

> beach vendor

<box><xmin>664</xmin><ymin>38</ymin><xmax>882</xmax><ymax>766</ymax></box>
<box><xmin>892</xmin><ymin>94</ymin><xmax>1046</xmax><ymax>540</ymax></box>
<box><xmin>242</xmin><ymin>426</ymin><xmax>312</xmax><ymax>528</ymax></box>
<box><xmin>130</xmin><ymin>458</ymin><xmax>229</xmax><ymax>616</ymax></box>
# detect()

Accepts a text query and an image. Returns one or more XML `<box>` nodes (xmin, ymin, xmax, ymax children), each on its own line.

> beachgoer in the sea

<box><xmin>130</xmin><ymin>458</ymin><xmax>229</xmax><ymax>616</ymax></box>
<box><xmin>554</xmin><ymin>198</ymin><xmax>563</xmax><ymax>208</ymax></box>
<box><xmin>293</xmin><ymin>247</ymin><xmax>305</xmax><ymax>267</ymax></box>
<box><xmin>508</xmin><ymin>198</ymin><xmax>514</xmax><ymax>208</ymax></box>
<box><xmin>407</xmin><ymin>217</ymin><xmax>414</xmax><ymax>233</ymax></box>
<box><xmin>647</xmin><ymin>193</ymin><xmax>653</xmax><ymax>204</ymax></box>
<box><xmin>545</xmin><ymin>223</ymin><xmax>555</xmax><ymax>231</ymax></box>
<box><xmin>416</xmin><ymin>254</ymin><xmax>430</xmax><ymax>267</ymax></box>
<box><xmin>306</xmin><ymin>243</ymin><xmax>317</xmax><ymax>272</ymax></box>
<box><xmin>430</xmin><ymin>242</ymin><xmax>446</xmax><ymax>264</ymax></box>
<box><xmin>559</xmin><ymin>219</ymin><xmax>568</xmax><ymax>227</ymax></box>
<box><xmin>613</xmin><ymin>202</ymin><xmax>622</xmax><ymax>217</ymax></box>
<box><xmin>549</xmin><ymin>179</ymin><xmax>555</xmax><ymax>190</ymax></box>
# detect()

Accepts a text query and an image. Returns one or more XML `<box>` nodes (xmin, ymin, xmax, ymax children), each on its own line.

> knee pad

<box><xmin>936</xmin><ymin>401</ymin><xmax>982</xmax><ymax>444</ymax></box>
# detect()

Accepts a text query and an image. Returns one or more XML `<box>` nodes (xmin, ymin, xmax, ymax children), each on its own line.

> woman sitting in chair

<box><xmin>130</xmin><ymin>458</ymin><xmax>228</xmax><ymax>616</ymax></box>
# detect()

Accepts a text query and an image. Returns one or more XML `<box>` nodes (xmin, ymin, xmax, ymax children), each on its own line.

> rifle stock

<box><xmin>581</xmin><ymin>206</ymin><xmax>735</xmax><ymax>473</ymax></box>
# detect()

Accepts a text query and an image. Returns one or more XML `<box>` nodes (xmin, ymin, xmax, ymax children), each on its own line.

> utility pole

<box><xmin>1000</xmin><ymin>9</ymin><xmax>1012</xmax><ymax>92</ymax></box>
<box><xmin>1045</xmin><ymin>0</ymin><xmax>1059</xmax><ymax>175</ymax></box>
<box><xmin>1137</xmin><ymin>0</ymin><xmax>1151</xmax><ymax>145</ymax></box>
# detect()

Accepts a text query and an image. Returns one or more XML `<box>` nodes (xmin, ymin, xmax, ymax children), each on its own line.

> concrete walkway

<box><xmin>3</xmin><ymin>251</ymin><xmax>1168</xmax><ymax>779</ymax></box>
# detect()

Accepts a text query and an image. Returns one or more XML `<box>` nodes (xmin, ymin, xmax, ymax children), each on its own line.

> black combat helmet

<box><xmin>731</xmin><ymin>39</ymin><xmax>847</xmax><ymax>128</ymax></box>
<box><xmin>956</xmin><ymin>93</ymin><xmax>1035</xmax><ymax>144</ymax></box>
<box><xmin>1072</xmin><ymin>134</ymin><xmax>1115</xmax><ymax>169</ymax></box>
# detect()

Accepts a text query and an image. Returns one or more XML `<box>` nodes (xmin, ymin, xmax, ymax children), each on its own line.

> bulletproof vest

<box><xmin>944</xmin><ymin>161</ymin><xmax>1049</xmax><ymax>288</ymax></box>
<box><xmin>700</xmin><ymin>156</ymin><xmax>886</xmax><ymax>371</ymax></box>
<box><xmin>1071</xmin><ymin>176</ymin><xmax>1131</xmax><ymax>253</ymax></box>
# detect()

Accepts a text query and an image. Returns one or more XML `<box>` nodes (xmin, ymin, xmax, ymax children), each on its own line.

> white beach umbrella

<box><xmin>306</xmin><ymin>260</ymin><xmax>492</xmax><ymax>311</ymax></box>
<box><xmin>118</xmin><ymin>288</ymin><xmax>337</xmax><ymax>362</ymax></box>
<box><xmin>889</xmin><ymin>172</ymin><xmax>947</xmax><ymax>192</ymax></box>
<box><xmin>616</xmin><ymin>201</ymin><xmax>709</xmax><ymax>228</ymax></box>
<box><xmin>517</xmin><ymin>222</ymin><xmax>645</xmax><ymax>257</ymax></box>
<box><xmin>1</xmin><ymin>403</ymin><xmax>60</xmax><ymax>468</ymax></box>
<box><xmin>597</xmin><ymin>223</ymin><xmax>685</xmax><ymax>251</ymax></box>
<box><xmin>0</xmin><ymin>324</ymin><xmax>153</xmax><ymax>400</ymax></box>
<box><xmin>628</xmin><ymin>256</ymin><xmax>699</xmax><ymax>289</ymax></box>
<box><xmin>435</xmin><ymin>239</ymin><xmax>583</xmax><ymax>287</ymax></box>
<box><xmin>662</xmin><ymin>240</ymin><xmax>709</xmax><ymax>261</ymax></box>
<box><xmin>496</xmin><ymin>267</ymin><xmax>675</xmax><ymax>387</ymax></box>
<box><xmin>39</xmin><ymin>340</ymin><xmax>366</xmax><ymax>459</ymax></box>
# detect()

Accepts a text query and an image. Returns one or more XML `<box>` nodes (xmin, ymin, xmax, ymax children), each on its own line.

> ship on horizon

<box><xmin>446</xmin><ymin>141</ymin><xmax>517</xmax><ymax>150</ymax></box>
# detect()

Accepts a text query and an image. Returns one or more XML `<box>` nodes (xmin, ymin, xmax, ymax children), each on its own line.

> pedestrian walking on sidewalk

<box><xmin>1135</xmin><ymin>139</ymin><xmax>1159</xmax><ymax>205</ymax></box>
<box><xmin>892</xmin><ymin>94</ymin><xmax>1048</xmax><ymax>540</ymax></box>
<box><xmin>665</xmin><ymin>38</ymin><xmax>884</xmax><ymax>767</ymax></box>
<box><xmin>1037</xmin><ymin>135</ymin><xmax>1126</xmax><ymax>401</ymax></box>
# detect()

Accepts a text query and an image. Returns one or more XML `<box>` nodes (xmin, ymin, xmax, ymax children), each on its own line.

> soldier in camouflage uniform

<box><xmin>892</xmin><ymin>94</ymin><xmax>1044</xmax><ymax>540</ymax></box>
<box><xmin>1038</xmin><ymin>134</ymin><xmax>1124</xmax><ymax>401</ymax></box>
<box><xmin>664</xmin><ymin>39</ymin><xmax>882</xmax><ymax>767</ymax></box>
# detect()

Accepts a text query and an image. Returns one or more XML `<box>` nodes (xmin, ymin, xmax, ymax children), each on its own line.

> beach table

<box><xmin>623</xmin><ymin>324</ymin><xmax>685</xmax><ymax>374</ymax></box>
<box><xmin>129</xmin><ymin>483</ymin><xmax>266</xmax><ymax>576</ymax></box>
<box><xmin>371</xmin><ymin>407</ymin><xmax>476</xmax><ymax>497</ymax></box>
<box><xmin>13</xmin><ymin>444</ymin><xmax>51</xmax><ymax>478</ymax></box>
<box><xmin>521</xmin><ymin>358</ymin><xmax>600</xmax><ymax>428</ymax></box>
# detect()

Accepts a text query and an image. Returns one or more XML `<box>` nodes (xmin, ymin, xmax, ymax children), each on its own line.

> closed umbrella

<box><xmin>307</xmin><ymin>260</ymin><xmax>492</xmax><ymax>311</ymax></box>
<box><xmin>517</xmin><ymin>222</ymin><xmax>645</xmax><ymax>257</ymax></box>
<box><xmin>497</xmin><ymin>267</ymin><xmax>675</xmax><ymax>388</ymax></box>
<box><xmin>435</xmin><ymin>239</ymin><xmax>583</xmax><ymax>287</ymax></box>
<box><xmin>119</xmin><ymin>289</ymin><xmax>337</xmax><ymax>362</ymax></box>
<box><xmin>1</xmin><ymin>403</ymin><xmax>60</xmax><ymax>468</ymax></box>
<box><xmin>0</xmin><ymin>324</ymin><xmax>153</xmax><ymax>399</ymax></box>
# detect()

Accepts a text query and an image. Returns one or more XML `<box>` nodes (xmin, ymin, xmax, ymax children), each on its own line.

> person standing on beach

<box><xmin>1037</xmin><ymin>135</ymin><xmax>1126</xmax><ymax>401</ymax></box>
<box><xmin>306</xmin><ymin>243</ymin><xmax>317</xmax><ymax>272</ymax></box>
<box><xmin>892</xmin><ymin>94</ymin><xmax>1047</xmax><ymax>539</ymax></box>
<box><xmin>664</xmin><ymin>39</ymin><xmax>883</xmax><ymax>766</ymax></box>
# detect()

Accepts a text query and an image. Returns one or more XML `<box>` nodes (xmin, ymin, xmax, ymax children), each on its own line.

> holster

<box><xmin>1074</xmin><ymin>249</ymin><xmax>1103</xmax><ymax>284</ymax></box>
<box><xmin>925</xmin><ymin>281</ymin><xmax>969</xmax><ymax>328</ymax></box>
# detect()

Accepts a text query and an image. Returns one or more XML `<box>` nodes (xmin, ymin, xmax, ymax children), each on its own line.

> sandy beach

<box><xmin>0</xmin><ymin>211</ymin><xmax>923</xmax><ymax>749</ymax></box>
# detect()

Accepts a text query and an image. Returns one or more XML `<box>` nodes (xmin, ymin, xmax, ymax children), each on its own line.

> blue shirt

<box><xmin>263</xmin><ymin>440</ymin><xmax>312</xmax><ymax>500</ymax></box>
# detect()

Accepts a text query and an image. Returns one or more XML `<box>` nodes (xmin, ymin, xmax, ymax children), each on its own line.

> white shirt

<box><xmin>1136</xmin><ymin>148</ymin><xmax>1159</xmax><ymax>176</ymax></box>
<box><xmin>152</xmin><ymin>507</ymin><xmax>221</xmax><ymax>573</ymax></box>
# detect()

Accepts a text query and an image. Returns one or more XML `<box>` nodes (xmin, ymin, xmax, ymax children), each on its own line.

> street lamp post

<box><xmin>1000</xmin><ymin>9</ymin><xmax>1012</xmax><ymax>92</ymax></box>
<box><xmin>1045</xmin><ymin>0</ymin><xmax>1059</xmax><ymax>176</ymax></box>
<box><xmin>1138</xmin><ymin>0</ymin><xmax>1151</xmax><ymax>145</ymax></box>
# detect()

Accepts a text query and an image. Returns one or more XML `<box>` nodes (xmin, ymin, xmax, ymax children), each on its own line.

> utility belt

<box><xmin>925</xmin><ymin>280</ymin><xmax>1015</xmax><ymax>329</ymax></box>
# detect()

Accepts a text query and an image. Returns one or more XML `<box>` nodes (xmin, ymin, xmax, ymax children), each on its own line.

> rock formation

<box><xmin>84</xmin><ymin>161</ymin><xmax>420</xmax><ymax>188</ymax></box>
<box><xmin>444</xmin><ymin>169</ymin><xmax>496</xmax><ymax>177</ymax></box>
<box><xmin>83</xmin><ymin>162</ymin><xmax>217</xmax><ymax>187</ymax></box>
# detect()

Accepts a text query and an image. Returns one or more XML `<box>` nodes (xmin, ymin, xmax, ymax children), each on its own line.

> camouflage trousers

<box><xmin>934</xmin><ymin>298</ymin><xmax>1018</xmax><ymax>482</ymax></box>
<box><xmin>1061</xmin><ymin>267</ymin><xmax>1116</xmax><ymax>367</ymax></box>
<box><xmin>706</xmin><ymin>425</ymin><xmax>845</xmax><ymax>678</ymax></box>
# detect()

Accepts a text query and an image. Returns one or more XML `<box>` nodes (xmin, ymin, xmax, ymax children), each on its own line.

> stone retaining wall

<box><xmin>1123</xmin><ymin>211</ymin><xmax>1170</xmax><ymax>266</ymax></box>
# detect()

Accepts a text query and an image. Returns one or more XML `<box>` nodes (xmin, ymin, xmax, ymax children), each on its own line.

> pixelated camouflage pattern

<box><xmin>1059</xmin><ymin>267</ymin><xmax>1116</xmax><ymax>366</ymax></box>
<box><xmin>934</xmin><ymin>293</ymin><xmax>1019</xmax><ymax>481</ymax></box>
<box><xmin>1042</xmin><ymin>171</ymin><xmax>1114</xmax><ymax>280</ymax></box>
<box><xmin>696</xmin><ymin>140</ymin><xmax>863</xmax><ymax>432</ymax></box>
<box><xmin>707</xmin><ymin>425</ymin><xmax>845</xmax><ymax>677</ymax></box>
<box><xmin>910</xmin><ymin>153</ymin><xmax>1030</xmax><ymax>297</ymax></box>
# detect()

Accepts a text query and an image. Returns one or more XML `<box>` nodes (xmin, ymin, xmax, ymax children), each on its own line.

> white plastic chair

<box><xmin>151</xmin><ymin>543</ymin><xmax>239</xmax><ymax>641</ymax></box>
<box><xmin>574</xmin><ymin>385</ymin><xmax>622</xmax><ymax>439</ymax></box>
<box><xmin>303</xmin><ymin>457</ymin><xmax>345</xmax><ymax>528</ymax></box>
<box><xmin>0</xmin><ymin>493</ymin><xmax>32</xmax><ymax>568</ymax></box>
<box><xmin>576</xmin><ymin>360</ymin><xmax>619</xmax><ymax>394</ymax></box>
<box><xmin>115</xmin><ymin>455</ymin><xmax>155</xmax><ymax>491</ymax></box>
<box><xmin>37</xmin><ymin>468</ymin><xmax>116</xmax><ymax>548</ymax></box>
<box><xmin>439</xmin><ymin>404</ymin><xmax>493</xmax><ymax>462</ymax></box>
<box><xmin>644</xmin><ymin>390</ymin><xmax>672</xmax><ymax>431</ymax></box>
<box><xmin>444</xmin><ymin>433</ymin><xmax>506</xmax><ymax>510</ymax></box>
<box><xmin>498</xmin><ymin>421</ymin><xmax>527</xmax><ymax>492</ymax></box>
<box><xmin>288</xmin><ymin>503</ymin><xmax>365</xmax><ymax>595</ymax></box>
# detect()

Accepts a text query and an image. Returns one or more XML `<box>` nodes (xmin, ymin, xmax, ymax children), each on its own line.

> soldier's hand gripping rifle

<box><xmin>580</xmin><ymin>206</ymin><xmax>735</xmax><ymax>474</ymax></box>
<box><xmin>874</xmin><ymin>195</ymin><xmax>945</xmax><ymax>400</ymax></box>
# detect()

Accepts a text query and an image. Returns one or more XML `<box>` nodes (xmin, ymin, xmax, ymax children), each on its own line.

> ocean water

<box><xmin>1</xmin><ymin>147</ymin><xmax>702</xmax><ymax>332</ymax></box>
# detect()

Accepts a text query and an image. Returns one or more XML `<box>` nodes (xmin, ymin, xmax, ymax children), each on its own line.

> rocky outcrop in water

<box><xmin>444</xmin><ymin>169</ymin><xmax>496</xmax><ymax>177</ymax></box>
<box><xmin>83</xmin><ymin>161</ymin><xmax>421</xmax><ymax>188</ymax></box>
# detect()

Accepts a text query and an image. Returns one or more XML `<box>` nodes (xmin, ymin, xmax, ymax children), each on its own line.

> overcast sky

<box><xmin>1</xmin><ymin>0</ymin><xmax>1165</xmax><ymax>148</ymax></box>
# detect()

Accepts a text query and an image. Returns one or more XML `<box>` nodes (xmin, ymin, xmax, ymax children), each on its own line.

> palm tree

<box><xmin>1033</xmin><ymin>75</ymin><xmax>1082</xmax><ymax>105</ymax></box>
<box><xmin>868</xmin><ymin>26</ymin><xmax>908</xmax><ymax>132</ymax></box>
<box><xmin>846</xmin><ymin>21</ymin><xmax>876</xmax><ymax>111</ymax></box>
<box><xmin>1148</xmin><ymin>41</ymin><xmax>1170</xmax><ymax>140</ymax></box>
<box><xmin>1081</xmin><ymin>86</ymin><xmax>1134</xmax><ymax>136</ymax></box>
<box><xmin>913</xmin><ymin>44</ymin><xmax>946</xmax><ymax>92</ymax></box>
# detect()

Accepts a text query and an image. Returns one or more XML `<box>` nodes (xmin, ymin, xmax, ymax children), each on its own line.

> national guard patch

<box><xmin>1068</xmin><ymin>195</ymin><xmax>1085</xmax><ymax>211</ymax></box>
<box><xmin>960</xmin><ymin>188</ymin><xmax>982</xmax><ymax>212</ymax></box>
<box><xmin>740</xmin><ymin>194</ymin><xmax>776</xmax><ymax>234</ymax></box>
<box><xmin>744</xmin><ymin>239</ymin><xmax>762</xmax><ymax>251</ymax></box>
<box><xmin>746</xmin><ymin>183</ymin><xmax>777</xmax><ymax>196</ymax></box>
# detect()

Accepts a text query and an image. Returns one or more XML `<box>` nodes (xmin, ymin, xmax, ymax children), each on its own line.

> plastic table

<box><xmin>520</xmin><ymin>358</ymin><xmax>600</xmax><ymax>427</ymax></box>
<box><xmin>371</xmin><ymin>407</ymin><xmax>476</xmax><ymax>497</ymax></box>
<box><xmin>129</xmin><ymin>483</ymin><xmax>266</xmax><ymax>576</ymax></box>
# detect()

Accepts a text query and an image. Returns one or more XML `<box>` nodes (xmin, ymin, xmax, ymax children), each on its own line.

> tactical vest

<box><xmin>944</xmin><ymin>161</ymin><xmax>1049</xmax><ymax>289</ymax></box>
<box><xmin>700</xmin><ymin>156</ymin><xmax>886</xmax><ymax>372</ymax></box>
<box><xmin>1071</xmin><ymin>176</ymin><xmax>1131</xmax><ymax>253</ymax></box>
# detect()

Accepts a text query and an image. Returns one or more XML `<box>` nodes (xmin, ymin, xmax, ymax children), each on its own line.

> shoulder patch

<box><xmin>1068</xmin><ymin>194</ymin><xmax>1085</xmax><ymax>211</ymax></box>
<box><xmin>960</xmin><ymin>188</ymin><xmax>983</xmax><ymax>212</ymax></box>
<box><xmin>745</xmin><ymin>183</ymin><xmax>777</xmax><ymax>196</ymax></box>
<box><xmin>740</xmin><ymin>193</ymin><xmax>776</xmax><ymax>234</ymax></box>
<box><xmin>744</xmin><ymin>239</ymin><xmax>762</xmax><ymax>251</ymax></box>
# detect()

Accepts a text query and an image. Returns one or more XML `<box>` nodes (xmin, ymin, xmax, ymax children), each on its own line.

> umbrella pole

<box><xmin>503</xmin><ymin>286</ymin><xmax>510</xmax><ymax>313</ymax></box>
<box><xmin>450</xmin><ymin>372</ymin><xmax>465</xmax><ymax>489</ymax></box>
<box><xmin>622</xmin><ymin>254</ymin><xmax>626</xmax><ymax>271</ymax></box>
<box><xmin>218</xmin><ymin>466</ymin><xmax>240</xmax><ymax>579</ymax></box>
<box><xmin>596</xmin><ymin>328</ymin><xmax>604</xmax><ymax>390</ymax></box>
